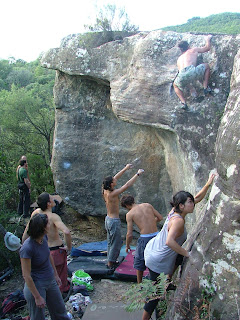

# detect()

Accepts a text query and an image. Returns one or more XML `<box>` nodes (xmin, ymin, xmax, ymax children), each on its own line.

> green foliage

<box><xmin>201</xmin><ymin>276</ymin><xmax>216</xmax><ymax>300</ymax></box>
<box><xmin>6</xmin><ymin>68</ymin><xmax>34</xmax><ymax>88</ymax></box>
<box><xmin>0</xmin><ymin>152</ymin><xmax>23</xmax><ymax>270</ymax></box>
<box><xmin>0</xmin><ymin>57</ymin><xmax>55</xmax><ymax>213</ymax></box>
<box><xmin>163</xmin><ymin>12</ymin><xmax>240</xmax><ymax>35</ymax></box>
<box><xmin>0</xmin><ymin>152</ymin><xmax>18</xmax><ymax>212</ymax></box>
<box><xmin>200</xmin><ymin>276</ymin><xmax>216</xmax><ymax>319</ymax></box>
<box><xmin>85</xmin><ymin>4</ymin><xmax>139</xmax><ymax>33</ymax></box>
<box><xmin>0</xmin><ymin>60</ymin><xmax>13</xmax><ymax>90</ymax></box>
<box><xmin>188</xmin><ymin>17</ymin><xmax>201</xmax><ymax>23</ymax></box>
<box><xmin>156</xmin><ymin>298</ymin><xmax>168</xmax><ymax>319</ymax></box>
<box><xmin>0</xmin><ymin>79</ymin><xmax>55</xmax><ymax>166</ymax></box>
<box><xmin>0</xmin><ymin>242</ymin><xmax>21</xmax><ymax>271</ymax></box>
<box><xmin>186</xmin><ymin>276</ymin><xmax>217</xmax><ymax>319</ymax></box>
<box><xmin>123</xmin><ymin>273</ymin><xmax>167</xmax><ymax>313</ymax></box>
<box><xmin>27</xmin><ymin>155</ymin><xmax>55</xmax><ymax>201</ymax></box>
<box><xmin>82</xmin><ymin>4</ymin><xmax>139</xmax><ymax>49</ymax></box>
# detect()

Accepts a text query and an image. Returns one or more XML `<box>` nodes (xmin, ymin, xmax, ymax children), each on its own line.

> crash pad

<box><xmin>114</xmin><ymin>250</ymin><xmax>149</xmax><ymax>281</ymax></box>
<box><xmin>71</xmin><ymin>240</ymin><xmax>108</xmax><ymax>257</ymax></box>
<box><xmin>82</xmin><ymin>302</ymin><xmax>148</xmax><ymax>320</ymax></box>
<box><xmin>71</xmin><ymin>242</ymin><xmax>136</xmax><ymax>257</ymax></box>
<box><xmin>67</xmin><ymin>256</ymin><xmax>124</xmax><ymax>276</ymax></box>
<box><xmin>119</xmin><ymin>244</ymin><xmax>136</xmax><ymax>258</ymax></box>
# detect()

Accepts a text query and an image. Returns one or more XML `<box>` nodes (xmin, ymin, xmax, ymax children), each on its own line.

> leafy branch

<box><xmin>123</xmin><ymin>273</ymin><xmax>167</xmax><ymax>313</ymax></box>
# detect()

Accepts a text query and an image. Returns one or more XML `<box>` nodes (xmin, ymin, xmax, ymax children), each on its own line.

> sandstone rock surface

<box><xmin>42</xmin><ymin>31</ymin><xmax>239</xmax><ymax>219</ymax></box>
<box><xmin>42</xmin><ymin>31</ymin><xmax>240</xmax><ymax>318</ymax></box>
<box><xmin>165</xmin><ymin>46</ymin><xmax>240</xmax><ymax>320</ymax></box>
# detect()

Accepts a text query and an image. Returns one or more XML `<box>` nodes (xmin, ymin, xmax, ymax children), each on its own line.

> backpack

<box><xmin>72</xmin><ymin>270</ymin><xmax>93</xmax><ymax>291</ymax></box>
<box><xmin>0</xmin><ymin>290</ymin><xmax>26</xmax><ymax>318</ymax></box>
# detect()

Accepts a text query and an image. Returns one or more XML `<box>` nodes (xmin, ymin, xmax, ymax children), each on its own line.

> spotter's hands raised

<box><xmin>137</xmin><ymin>169</ymin><xmax>144</xmax><ymax>175</ymax></box>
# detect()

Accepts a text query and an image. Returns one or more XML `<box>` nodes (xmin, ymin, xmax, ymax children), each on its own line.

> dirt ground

<box><xmin>0</xmin><ymin>207</ymin><xmax>137</xmax><ymax>319</ymax></box>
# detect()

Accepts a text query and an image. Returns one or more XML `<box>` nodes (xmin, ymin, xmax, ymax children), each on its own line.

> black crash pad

<box><xmin>68</xmin><ymin>256</ymin><xmax>124</xmax><ymax>276</ymax></box>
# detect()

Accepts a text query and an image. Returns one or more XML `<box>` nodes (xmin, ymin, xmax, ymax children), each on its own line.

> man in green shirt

<box><xmin>17</xmin><ymin>159</ymin><xmax>31</xmax><ymax>217</ymax></box>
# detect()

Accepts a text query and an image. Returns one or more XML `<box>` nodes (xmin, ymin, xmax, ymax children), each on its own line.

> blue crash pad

<box><xmin>71</xmin><ymin>240</ymin><xmax>108</xmax><ymax>257</ymax></box>
<box><xmin>119</xmin><ymin>245</ymin><xmax>136</xmax><ymax>258</ymax></box>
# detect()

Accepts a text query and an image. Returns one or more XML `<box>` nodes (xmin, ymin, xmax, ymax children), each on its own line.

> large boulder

<box><xmin>165</xmin><ymin>48</ymin><xmax>240</xmax><ymax>320</ymax></box>
<box><xmin>41</xmin><ymin>31</ymin><xmax>240</xmax><ymax>223</ymax></box>
<box><xmin>41</xmin><ymin>30</ymin><xmax>240</xmax><ymax>318</ymax></box>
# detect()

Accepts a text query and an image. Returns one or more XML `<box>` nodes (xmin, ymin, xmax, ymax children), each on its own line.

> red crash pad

<box><xmin>114</xmin><ymin>250</ymin><xmax>149</xmax><ymax>281</ymax></box>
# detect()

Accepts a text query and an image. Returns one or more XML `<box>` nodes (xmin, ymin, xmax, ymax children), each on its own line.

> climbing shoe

<box><xmin>203</xmin><ymin>86</ymin><xmax>212</xmax><ymax>95</ymax></box>
<box><xmin>180</xmin><ymin>102</ymin><xmax>189</xmax><ymax>110</ymax></box>
<box><xmin>166</xmin><ymin>279</ymin><xmax>177</xmax><ymax>291</ymax></box>
<box><xmin>166</xmin><ymin>282</ymin><xmax>177</xmax><ymax>291</ymax></box>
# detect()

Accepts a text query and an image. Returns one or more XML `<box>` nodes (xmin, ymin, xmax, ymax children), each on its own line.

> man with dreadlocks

<box><xmin>102</xmin><ymin>164</ymin><xmax>144</xmax><ymax>269</ymax></box>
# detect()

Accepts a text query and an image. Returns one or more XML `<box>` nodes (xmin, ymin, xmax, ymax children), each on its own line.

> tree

<box><xmin>188</xmin><ymin>16</ymin><xmax>200</xmax><ymax>23</ymax></box>
<box><xmin>80</xmin><ymin>4</ymin><xmax>139</xmax><ymax>50</ymax></box>
<box><xmin>163</xmin><ymin>12</ymin><xmax>240</xmax><ymax>35</ymax></box>
<box><xmin>0</xmin><ymin>58</ymin><xmax>56</xmax><ymax>213</ymax></box>
<box><xmin>6</xmin><ymin>68</ymin><xmax>34</xmax><ymax>88</ymax></box>
<box><xmin>0</xmin><ymin>60</ymin><xmax>13</xmax><ymax>90</ymax></box>
<box><xmin>0</xmin><ymin>84</ymin><xmax>55</xmax><ymax>204</ymax></box>
<box><xmin>0</xmin><ymin>151</ymin><xmax>18</xmax><ymax>212</ymax></box>
<box><xmin>0</xmin><ymin>85</ymin><xmax>55</xmax><ymax>165</ymax></box>
<box><xmin>84</xmin><ymin>4</ymin><xmax>139</xmax><ymax>33</ymax></box>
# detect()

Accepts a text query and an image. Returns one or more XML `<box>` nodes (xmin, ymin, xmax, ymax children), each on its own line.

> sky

<box><xmin>1</xmin><ymin>0</ymin><xmax>239</xmax><ymax>62</ymax></box>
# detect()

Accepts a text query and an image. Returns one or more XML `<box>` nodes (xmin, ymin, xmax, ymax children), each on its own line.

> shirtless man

<box><xmin>121</xmin><ymin>195</ymin><xmax>163</xmax><ymax>283</ymax></box>
<box><xmin>22</xmin><ymin>192</ymin><xmax>71</xmax><ymax>293</ymax></box>
<box><xmin>173</xmin><ymin>35</ymin><xmax>212</xmax><ymax>109</ymax></box>
<box><xmin>102</xmin><ymin>164</ymin><xmax>144</xmax><ymax>268</ymax></box>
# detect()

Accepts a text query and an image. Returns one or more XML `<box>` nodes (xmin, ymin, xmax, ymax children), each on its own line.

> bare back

<box><xmin>127</xmin><ymin>203</ymin><xmax>162</xmax><ymax>234</ymax></box>
<box><xmin>103</xmin><ymin>190</ymin><xmax>120</xmax><ymax>218</ymax></box>
<box><xmin>177</xmin><ymin>48</ymin><xmax>199</xmax><ymax>70</ymax></box>
<box><xmin>31</xmin><ymin>208</ymin><xmax>63</xmax><ymax>247</ymax></box>
<box><xmin>177</xmin><ymin>35</ymin><xmax>211</xmax><ymax>72</ymax></box>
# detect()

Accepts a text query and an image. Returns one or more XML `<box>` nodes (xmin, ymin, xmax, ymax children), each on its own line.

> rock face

<box><xmin>42</xmin><ymin>31</ymin><xmax>239</xmax><ymax>219</ymax></box>
<box><xmin>165</xmin><ymin>48</ymin><xmax>240</xmax><ymax>320</ymax></box>
<box><xmin>42</xmin><ymin>31</ymin><xmax>240</xmax><ymax>318</ymax></box>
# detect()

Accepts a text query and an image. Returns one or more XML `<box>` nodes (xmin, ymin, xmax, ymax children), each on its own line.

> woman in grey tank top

<box><xmin>142</xmin><ymin>173</ymin><xmax>216</xmax><ymax>320</ymax></box>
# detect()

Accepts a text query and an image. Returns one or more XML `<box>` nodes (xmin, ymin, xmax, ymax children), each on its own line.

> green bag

<box><xmin>71</xmin><ymin>269</ymin><xmax>93</xmax><ymax>291</ymax></box>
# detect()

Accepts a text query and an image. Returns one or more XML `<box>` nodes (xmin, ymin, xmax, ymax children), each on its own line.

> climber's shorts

<box><xmin>174</xmin><ymin>64</ymin><xmax>206</xmax><ymax>91</ymax></box>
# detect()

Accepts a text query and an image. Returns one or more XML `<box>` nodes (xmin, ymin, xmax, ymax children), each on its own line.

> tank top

<box><xmin>144</xmin><ymin>211</ymin><xmax>187</xmax><ymax>275</ymax></box>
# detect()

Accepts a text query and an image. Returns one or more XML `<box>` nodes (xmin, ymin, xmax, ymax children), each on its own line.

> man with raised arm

<box><xmin>142</xmin><ymin>172</ymin><xmax>217</xmax><ymax>320</ymax></box>
<box><xmin>121</xmin><ymin>195</ymin><xmax>163</xmax><ymax>283</ymax></box>
<box><xmin>102</xmin><ymin>164</ymin><xmax>144</xmax><ymax>268</ymax></box>
<box><xmin>22</xmin><ymin>192</ymin><xmax>71</xmax><ymax>293</ymax></box>
<box><xmin>173</xmin><ymin>35</ymin><xmax>212</xmax><ymax>109</ymax></box>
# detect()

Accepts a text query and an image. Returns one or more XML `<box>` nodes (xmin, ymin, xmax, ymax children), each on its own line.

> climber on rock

<box><xmin>173</xmin><ymin>35</ymin><xmax>212</xmax><ymax>110</ymax></box>
<box><xmin>142</xmin><ymin>171</ymin><xmax>217</xmax><ymax>320</ymax></box>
